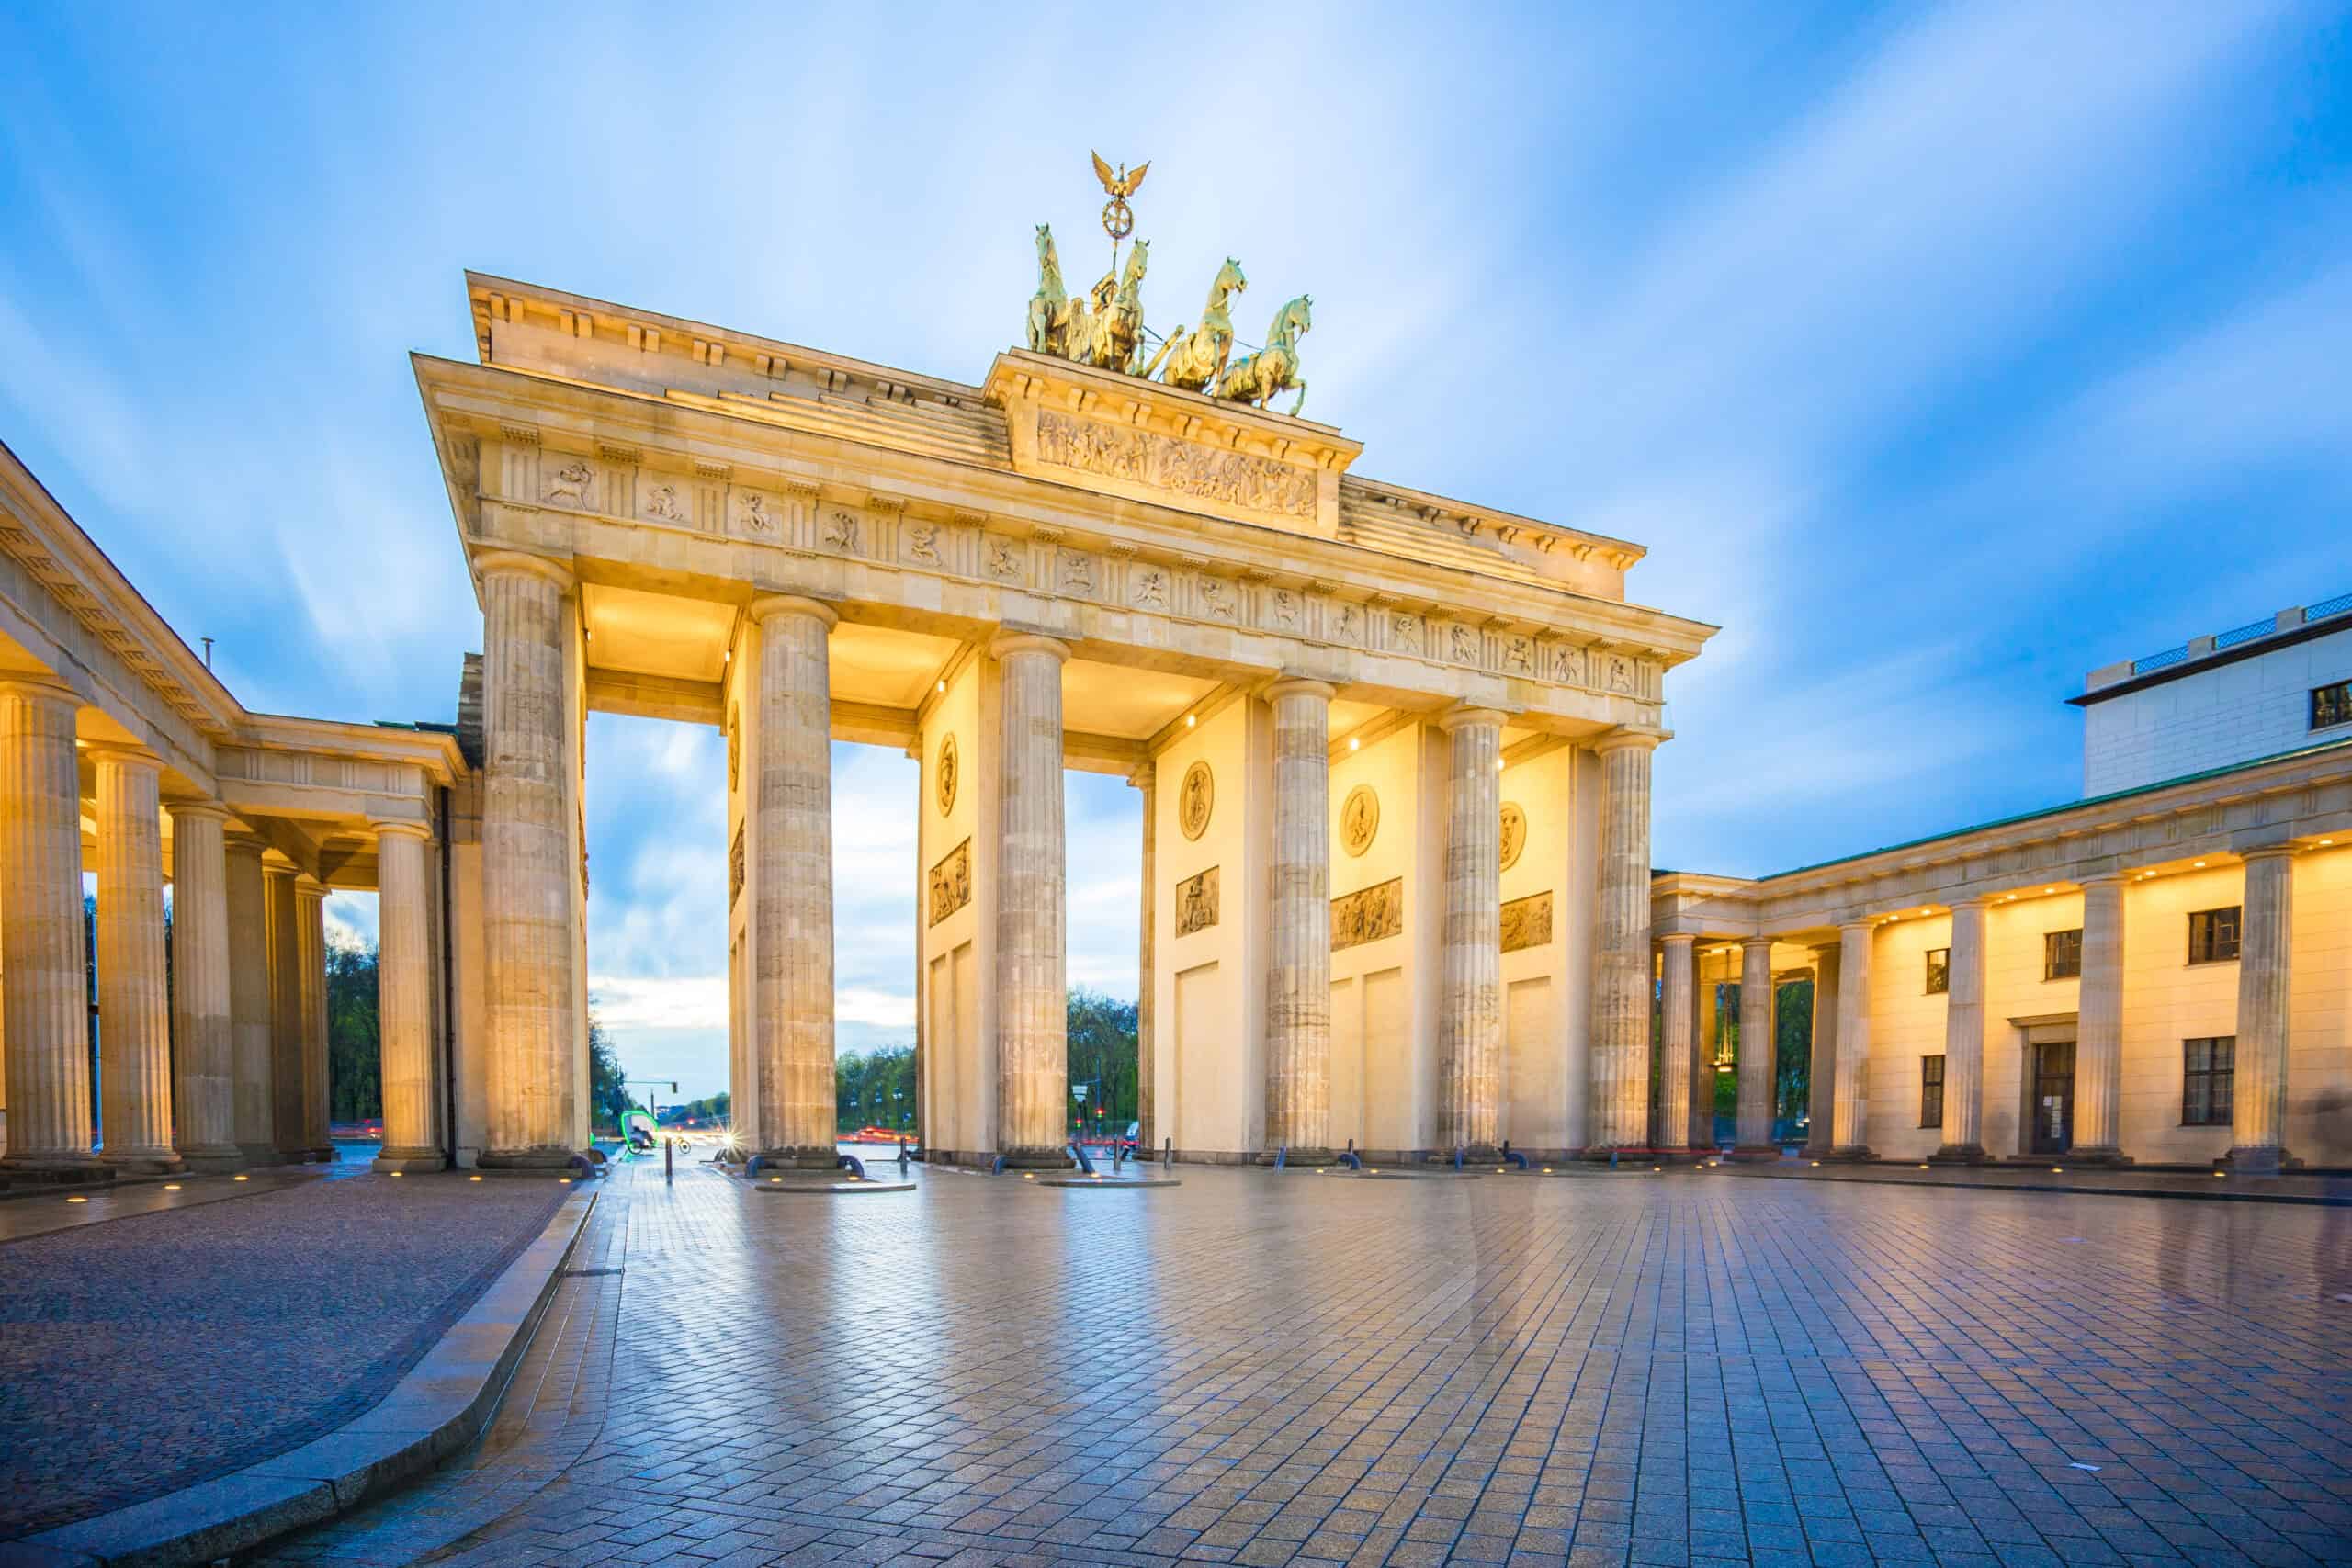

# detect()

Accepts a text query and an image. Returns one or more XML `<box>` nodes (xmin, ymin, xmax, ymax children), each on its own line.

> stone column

<box><xmin>1733</xmin><ymin>937</ymin><xmax>1777</xmax><ymax>1155</ymax></box>
<box><xmin>993</xmin><ymin>631</ymin><xmax>1070</xmax><ymax>1168</ymax></box>
<box><xmin>1933</xmin><ymin>897</ymin><xmax>1989</xmax><ymax>1162</ymax></box>
<box><xmin>1588</xmin><ymin>730</ymin><xmax>1660</xmax><ymax>1154</ymax></box>
<box><xmin>1832</xmin><ymin>921</ymin><xmax>1873</xmax><ymax>1156</ymax></box>
<box><xmin>2232</xmin><ymin>846</ymin><xmax>2298</xmax><ymax>1174</ymax></box>
<box><xmin>374</xmin><ymin>821</ymin><xmax>443</xmax><ymax>1171</ymax></box>
<box><xmin>297</xmin><ymin>876</ymin><xmax>332</xmax><ymax>1159</ymax></box>
<box><xmin>265</xmin><ymin>861</ymin><xmax>306</xmax><ymax>1159</ymax></box>
<box><xmin>224</xmin><ymin>832</ymin><xmax>276</xmax><ymax>1163</ymax></box>
<box><xmin>1265</xmin><ymin>677</ymin><xmax>1334</xmax><ymax>1162</ymax></box>
<box><xmin>1802</xmin><ymin>942</ymin><xmax>1839</xmax><ymax>1157</ymax></box>
<box><xmin>1131</xmin><ymin>761</ymin><xmax>1157</xmax><ymax>1154</ymax></box>
<box><xmin>2072</xmin><ymin>874</ymin><xmax>2128</xmax><ymax>1162</ymax></box>
<box><xmin>1437</xmin><ymin>705</ymin><xmax>1506</xmax><ymax>1155</ymax></box>
<box><xmin>167</xmin><ymin>802</ymin><xmax>239</xmax><ymax>1170</ymax></box>
<box><xmin>478</xmin><ymin>551</ymin><xmax>580</xmax><ymax>1167</ymax></box>
<box><xmin>751</xmin><ymin>594</ymin><xmax>839</xmax><ymax>1169</ymax></box>
<box><xmin>1690</xmin><ymin>950</ymin><xmax>1718</xmax><ymax>1150</ymax></box>
<box><xmin>0</xmin><ymin>677</ymin><xmax>96</xmax><ymax>1169</ymax></box>
<box><xmin>1657</xmin><ymin>934</ymin><xmax>1695</xmax><ymax>1154</ymax></box>
<box><xmin>91</xmin><ymin>750</ymin><xmax>177</xmax><ymax>1170</ymax></box>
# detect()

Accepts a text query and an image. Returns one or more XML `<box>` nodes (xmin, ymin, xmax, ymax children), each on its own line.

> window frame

<box><xmin>2182</xmin><ymin>1036</ymin><xmax>2235</xmax><ymax>1127</ymax></box>
<box><xmin>2313</xmin><ymin>680</ymin><xmax>2352</xmax><ymax>732</ymax></box>
<box><xmin>1924</xmin><ymin>948</ymin><xmax>1950</xmax><ymax>996</ymax></box>
<box><xmin>2043</xmin><ymin>927</ymin><xmax>2083</xmax><ymax>981</ymax></box>
<box><xmin>2188</xmin><ymin>906</ymin><xmax>2242</xmax><ymax>965</ymax></box>
<box><xmin>1920</xmin><ymin>1054</ymin><xmax>1946</xmax><ymax>1129</ymax></box>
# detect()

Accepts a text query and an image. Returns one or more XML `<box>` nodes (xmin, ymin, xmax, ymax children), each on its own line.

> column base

<box><xmin>478</xmin><ymin>1147</ymin><xmax>590</xmax><ymax>1175</ymax></box>
<box><xmin>1928</xmin><ymin>1144</ymin><xmax>1989</xmax><ymax>1165</ymax></box>
<box><xmin>373</xmin><ymin>1147</ymin><xmax>447</xmax><ymax>1174</ymax></box>
<box><xmin>102</xmin><ymin>1150</ymin><xmax>187</xmax><ymax>1176</ymax></box>
<box><xmin>998</xmin><ymin>1146</ymin><xmax>1076</xmax><ymax>1171</ymax></box>
<box><xmin>179</xmin><ymin>1145</ymin><xmax>247</xmax><ymax>1174</ymax></box>
<box><xmin>752</xmin><ymin>1147</ymin><xmax>842</xmax><ymax>1173</ymax></box>
<box><xmin>1726</xmin><ymin>1145</ymin><xmax>1784</xmax><ymax>1161</ymax></box>
<box><xmin>237</xmin><ymin>1142</ymin><xmax>283</xmax><ymax>1166</ymax></box>
<box><xmin>0</xmin><ymin>1155</ymin><xmax>112</xmax><ymax>1188</ymax></box>
<box><xmin>2225</xmin><ymin>1145</ymin><xmax>2298</xmax><ymax>1175</ymax></box>
<box><xmin>1261</xmin><ymin>1148</ymin><xmax>1337</xmax><ymax>1167</ymax></box>
<box><xmin>1826</xmin><ymin>1145</ymin><xmax>1875</xmax><ymax>1162</ymax></box>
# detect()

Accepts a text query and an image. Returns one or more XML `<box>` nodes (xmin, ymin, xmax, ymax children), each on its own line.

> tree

<box><xmin>588</xmin><ymin>1010</ymin><xmax>630</xmax><ymax>1133</ymax></box>
<box><xmin>325</xmin><ymin>942</ymin><xmax>381</xmax><ymax>1122</ymax></box>
<box><xmin>836</xmin><ymin>1044</ymin><xmax>916</xmax><ymax>1132</ymax></box>
<box><xmin>1065</xmin><ymin>987</ymin><xmax>1138</xmax><ymax>1131</ymax></box>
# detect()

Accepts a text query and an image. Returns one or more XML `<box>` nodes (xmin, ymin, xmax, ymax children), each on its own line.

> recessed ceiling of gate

<box><xmin>581</xmin><ymin>585</ymin><xmax>733</xmax><ymax>682</ymax></box>
<box><xmin>1063</xmin><ymin>660</ymin><xmax>1216</xmax><ymax>739</ymax></box>
<box><xmin>828</xmin><ymin>621</ymin><xmax>960</xmax><ymax>707</ymax></box>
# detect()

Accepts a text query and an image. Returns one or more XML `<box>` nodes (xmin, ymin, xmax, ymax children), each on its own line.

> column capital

<box><xmin>989</xmin><ymin>629</ymin><xmax>1071</xmax><ymax>664</ymax></box>
<box><xmin>293</xmin><ymin>874</ymin><xmax>329</xmax><ymax>901</ymax></box>
<box><xmin>2076</xmin><ymin>870</ymin><xmax>2131</xmax><ymax>888</ymax></box>
<box><xmin>1264</xmin><ymin>675</ymin><xmax>1337</xmax><ymax>705</ymax></box>
<box><xmin>369</xmin><ymin>818</ymin><xmax>434</xmax><ymax>843</ymax></box>
<box><xmin>1945</xmin><ymin>894</ymin><xmax>1990</xmax><ymax>911</ymax></box>
<box><xmin>1435</xmin><ymin>703</ymin><xmax>1508</xmax><ymax>735</ymax></box>
<box><xmin>0</xmin><ymin>673</ymin><xmax>81</xmax><ymax>715</ymax></box>
<box><xmin>1591</xmin><ymin>725</ymin><xmax>1665</xmax><ymax>757</ymax></box>
<box><xmin>1740</xmin><ymin>934</ymin><xmax>1774</xmax><ymax>953</ymax></box>
<box><xmin>472</xmin><ymin>548</ymin><xmax>575</xmax><ymax>593</ymax></box>
<box><xmin>224</xmin><ymin>829</ymin><xmax>270</xmax><ymax>856</ymax></box>
<box><xmin>1838</xmin><ymin>918</ymin><xmax>1875</xmax><ymax>935</ymax></box>
<box><xmin>1660</xmin><ymin>931</ymin><xmax>1696</xmax><ymax>951</ymax></box>
<box><xmin>2239</xmin><ymin>841</ymin><xmax>2303</xmax><ymax>865</ymax></box>
<box><xmin>1127</xmin><ymin>760</ymin><xmax>1156</xmax><ymax>790</ymax></box>
<box><xmin>746</xmin><ymin>592</ymin><xmax>840</xmax><ymax>630</ymax></box>
<box><xmin>165</xmin><ymin>799</ymin><xmax>235</xmax><ymax>826</ymax></box>
<box><xmin>85</xmin><ymin>744</ymin><xmax>164</xmax><ymax>775</ymax></box>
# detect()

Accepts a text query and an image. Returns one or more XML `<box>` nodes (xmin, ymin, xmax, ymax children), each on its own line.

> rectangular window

<box><xmin>2314</xmin><ymin>681</ymin><xmax>2352</xmax><ymax>731</ymax></box>
<box><xmin>2183</xmin><ymin>1036</ymin><xmax>2235</xmax><ymax>1126</ymax></box>
<box><xmin>2043</xmin><ymin>928</ymin><xmax>2083</xmax><ymax>980</ymax></box>
<box><xmin>1925</xmin><ymin>948</ymin><xmax>1949</xmax><ymax>995</ymax></box>
<box><xmin>1920</xmin><ymin>1055</ymin><xmax>1946</xmax><ymax>1128</ymax></box>
<box><xmin>2188</xmin><ymin>907</ymin><xmax>2241</xmax><ymax>964</ymax></box>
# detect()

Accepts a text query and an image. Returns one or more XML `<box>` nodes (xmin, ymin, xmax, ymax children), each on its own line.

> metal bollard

<box><xmin>1162</xmin><ymin>1136</ymin><xmax>1173</xmax><ymax>1174</ymax></box>
<box><xmin>664</xmin><ymin>1138</ymin><xmax>673</xmax><ymax>1182</ymax></box>
<box><xmin>899</xmin><ymin>1142</ymin><xmax>911</xmax><ymax>1175</ymax></box>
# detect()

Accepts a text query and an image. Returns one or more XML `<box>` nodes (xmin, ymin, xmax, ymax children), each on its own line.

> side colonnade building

<box><xmin>1655</xmin><ymin>599</ymin><xmax>2352</xmax><ymax>1172</ymax></box>
<box><xmin>0</xmin><ymin>446</ymin><xmax>464</xmax><ymax>1181</ymax></box>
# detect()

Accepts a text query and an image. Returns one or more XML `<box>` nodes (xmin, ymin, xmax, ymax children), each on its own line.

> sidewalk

<box><xmin>1707</xmin><ymin>1154</ymin><xmax>2352</xmax><ymax>1204</ymax></box>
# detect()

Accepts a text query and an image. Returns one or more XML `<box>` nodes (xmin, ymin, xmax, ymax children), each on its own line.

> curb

<box><xmin>6</xmin><ymin>1186</ymin><xmax>598</xmax><ymax>1567</ymax></box>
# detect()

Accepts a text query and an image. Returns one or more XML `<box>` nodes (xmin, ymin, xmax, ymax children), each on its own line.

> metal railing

<box><xmin>2310</xmin><ymin>590</ymin><xmax>2352</xmax><ymax>623</ymax></box>
<box><xmin>2215</xmin><ymin>615</ymin><xmax>2275</xmax><ymax>650</ymax></box>
<box><xmin>2132</xmin><ymin>644</ymin><xmax>2189</xmax><ymax>674</ymax></box>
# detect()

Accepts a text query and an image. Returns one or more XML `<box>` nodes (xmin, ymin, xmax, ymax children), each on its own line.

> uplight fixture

<box><xmin>233</xmin><ymin>1174</ymin><xmax>250</xmax><ymax>1182</ymax></box>
<box><xmin>66</xmin><ymin>1195</ymin><xmax>87</xmax><ymax>1203</ymax></box>
<box><xmin>163</xmin><ymin>1183</ymin><xmax>181</xmax><ymax>1190</ymax></box>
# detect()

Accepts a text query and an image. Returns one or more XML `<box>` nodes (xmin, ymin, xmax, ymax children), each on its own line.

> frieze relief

<box><xmin>1034</xmin><ymin>408</ymin><xmax>1317</xmax><ymax>520</ymax></box>
<box><xmin>1175</xmin><ymin>866</ymin><xmax>1219</xmax><ymax>937</ymax></box>
<box><xmin>928</xmin><ymin>838</ymin><xmax>973</xmax><ymax>927</ymax></box>
<box><xmin>1500</xmin><ymin>891</ymin><xmax>1552</xmax><ymax>953</ymax></box>
<box><xmin>1332</xmin><ymin>877</ymin><xmax>1403</xmax><ymax>952</ymax></box>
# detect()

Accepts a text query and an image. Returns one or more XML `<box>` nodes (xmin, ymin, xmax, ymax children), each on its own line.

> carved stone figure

<box><xmin>1133</xmin><ymin>568</ymin><xmax>1167</xmax><ymax>607</ymax></box>
<box><xmin>1176</xmin><ymin>865</ymin><xmax>1219</xmax><ymax>937</ymax></box>
<box><xmin>1216</xmin><ymin>294</ymin><xmax>1312</xmax><ymax>417</ymax></box>
<box><xmin>1272</xmin><ymin>588</ymin><xmax>1299</xmax><ymax>628</ymax></box>
<box><xmin>1143</xmin><ymin>256</ymin><xmax>1247</xmax><ymax>392</ymax></box>
<box><xmin>1501</xmin><ymin>891</ymin><xmax>1552</xmax><ymax>953</ymax></box>
<box><xmin>987</xmin><ymin>538</ymin><xmax>1022</xmax><ymax>580</ymax></box>
<box><xmin>936</xmin><ymin>733</ymin><xmax>957</xmax><ymax>816</ymax></box>
<box><xmin>1199</xmin><ymin>577</ymin><xmax>1237</xmax><ymax>619</ymax></box>
<box><xmin>1066</xmin><ymin>239</ymin><xmax>1150</xmax><ymax>375</ymax></box>
<box><xmin>1392</xmin><ymin>613</ymin><xmax>1420</xmax><ymax>654</ymax></box>
<box><xmin>1609</xmin><ymin>656</ymin><xmax>1632</xmax><ymax>693</ymax></box>
<box><xmin>928</xmin><ymin>838</ymin><xmax>973</xmax><ymax>927</ymax></box>
<box><xmin>1332</xmin><ymin>604</ymin><xmax>1360</xmax><ymax>642</ymax></box>
<box><xmin>1059</xmin><ymin>550</ymin><xmax>1093</xmax><ymax>592</ymax></box>
<box><xmin>1025</xmin><ymin>224</ymin><xmax>1072</xmax><ymax>356</ymax></box>
<box><xmin>823</xmin><ymin>510</ymin><xmax>861</xmax><ymax>552</ymax></box>
<box><xmin>1340</xmin><ymin>784</ymin><xmax>1378</xmax><ymax>857</ymax></box>
<box><xmin>1499</xmin><ymin>802</ymin><xmax>1526</xmax><ymax>872</ymax></box>
<box><xmin>542</xmin><ymin>460</ymin><xmax>593</xmax><ymax>506</ymax></box>
<box><xmin>1504</xmin><ymin>636</ymin><xmax>1532</xmax><ymax>673</ymax></box>
<box><xmin>1451</xmin><ymin>623</ymin><xmax>1476</xmax><ymax>663</ymax></box>
<box><xmin>1179</xmin><ymin>761</ymin><xmax>1213</xmax><ymax>840</ymax></box>
<box><xmin>1332</xmin><ymin>878</ymin><xmax>1404</xmax><ymax>951</ymax></box>
<box><xmin>1033</xmin><ymin>410</ymin><xmax>1315</xmax><ymax>518</ymax></box>
<box><xmin>906</xmin><ymin>522</ymin><xmax>942</xmax><ymax>564</ymax></box>
<box><xmin>736</xmin><ymin>491</ymin><xmax>779</xmax><ymax>535</ymax></box>
<box><xmin>644</xmin><ymin>482</ymin><xmax>684</xmax><ymax>522</ymax></box>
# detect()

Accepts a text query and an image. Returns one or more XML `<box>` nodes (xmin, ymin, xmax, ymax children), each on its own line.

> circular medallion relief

<box><xmin>1499</xmin><ymin>801</ymin><xmax>1527</xmax><ymax>872</ymax></box>
<box><xmin>1340</xmin><ymin>784</ymin><xmax>1379</xmax><ymax>857</ymax></box>
<box><xmin>1178</xmin><ymin>761</ymin><xmax>1214</xmax><ymax>841</ymax></box>
<box><xmin>936</xmin><ymin>734</ymin><xmax>958</xmax><ymax>817</ymax></box>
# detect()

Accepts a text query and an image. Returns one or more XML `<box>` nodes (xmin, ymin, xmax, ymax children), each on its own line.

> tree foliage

<box><xmin>325</xmin><ymin>942</ymin><xmax>381</xmax><ymax>1122</ymax></box>
<box><xmin>1064</xmin><ymin>987</ymin><xmax>1138</xmax><ymax>1131</ymax></box>
<box><xmin>836</xmin><ymin>1045</ymin><xmax>916</xmax><ymax>1131</ymax></box>
<box><xmin>588</xmin><ymin>1011</ymin><xmax>631</xmax><ymax>1132</ymax></box>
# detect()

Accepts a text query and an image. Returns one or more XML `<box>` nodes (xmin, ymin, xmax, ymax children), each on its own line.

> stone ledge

<box><xmin>13</xmin><ymin>1187</ymin><xmax>596</xmax><ymax>1567</ymax></box>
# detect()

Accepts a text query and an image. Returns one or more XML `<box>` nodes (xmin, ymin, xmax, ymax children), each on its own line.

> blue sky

<box><xmin>5</xmin><ymin>2</ymin><xmax>2348</xmax><ymax>1098</ymax></box>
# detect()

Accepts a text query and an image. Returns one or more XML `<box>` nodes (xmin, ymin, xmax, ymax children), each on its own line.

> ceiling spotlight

<box><xmin>1184</xmin><ymin>714</ymin><xmax>1196</xmax><ymax>728</ymax></box>
<box><xmin>936</xmin><ymin>678</ymin><xmax>946</xmax><ymax>693</ymax></box>
<box><xmin>2194</xmin><ymin>860</ymin><xmax>2206</xmax><ymax>868</ymax></box>
<box><xmin>1347</xmin><ymin>736</ymin><xmax>1360</xmax><ymax>751</ymax></box>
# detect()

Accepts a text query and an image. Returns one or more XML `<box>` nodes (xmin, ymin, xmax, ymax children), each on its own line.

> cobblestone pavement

<box><xmin>262</xmin><ymin>1161</ymin><xmax>2352</xmax><ymax>1567</ymax></box>
<box><xmin>0</xmin><ymin>1169</ymin><xmax>567</xmax><ymax>1536</ymax></box>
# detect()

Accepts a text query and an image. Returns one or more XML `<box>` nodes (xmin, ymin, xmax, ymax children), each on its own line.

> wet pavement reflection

<box><xmin>266</xmin><ymin>1157</ymin><xmax>2352</xmax><ymax>1567</ymax></box>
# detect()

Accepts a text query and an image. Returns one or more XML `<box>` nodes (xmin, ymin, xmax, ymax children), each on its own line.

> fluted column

<box><xmin>1265</xmin><ymin>677</ymin><xmax>1334</xmax><ymax>1161</ymax></box>
<box><xmin>2072</xmin><ymin>874</ymin><xmax>2128</xmax><ymax>1162</ymax></box>
<box><xmin>1690</xmin><ymin>951</ymin><xmax>1718</xmax><ymax>1150</ymax></box>
<box><xmin>2232</xmin><ymin>846</ymin><xmax>2297</xmax><ymax>1174</ymax></box>
<box><xmin>264</xmin><ymin>861</ymin><xmax>306</xmax><ymax>1158</ymax></box>
<box><xmin>1802</xmin><ymin>942</ymin><xmax>1839</xmax><ymax>1157</ymax></box>
<box><xmin>224</xmin><ymin>832</ymin><xmax>275</xmax><ymax>1162</ymax></box>
<box><xmin>0</xmin><ymin>677</ymin><xmax>96</xmax><ymax>1168</ymax></box>
<box><xmin>167</xmin><ymin>802</ymin><xmax>238</xmax><ymax>1169</ymax></box>
<box><xmin>993</xmin><ymin>631</ymin><xmax>1070</xmax><ymax>1168</ymax></box>
<box><xmin>1934</xmin><ymin>897</ymin><xmax>1989</xmax><ymax>1161</ymax></box>
<box><xmin>297</xmin><ymin>876</ymin><xmax>331</xmax><ymax>1158</ymax></box>
<box><xmin>374</xmin><ymin>821</ymin><xmax>442</xmax><ymax>1171</ymax></box>
<box><xmin>1657</xmin><ymin>935</ymin><xmax>1695</xmax><ymax>1154</ymax></box>
<box><xmin>1588</xmin><ymin>730</ymin><xmax>1660</xmax><ymax>1153</ymax></box>
<box><xmin>1831</xmin><ymin>921</ymin><xmax>1873</xmax><ymax>1156</ymax></box>
<box><xmin>751</xmin><ymin>595</ymin><xmax>839</xmax><ymax>1169</ymax></box>
<box><xmin>479</xmin><ymin>551</ymin><xmax>580</xmax><ymax>1166</ymax></box>
<box><xmin>1438</xmin><ymin>705</ymin><xmax>1506</xmax><ymax>1154</ymax></box>
<box><xmin>91</xmin><ymin>750</ymin><xmax>177</xmax><ymax>1168</ymax></box>
<box><xmin>1733</xmin><ymin>937</ymin><xmax>1777</xmax><ymax>1154</ymax></box>
<box><xmin>1132</xmin><ymin>761</ymin><xmax>1157</xmax><ymax>1154</ymax></box>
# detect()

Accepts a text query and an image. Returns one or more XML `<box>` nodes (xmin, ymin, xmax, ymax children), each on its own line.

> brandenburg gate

<box><xmin>418</xmin><ymin>244</ymin><xmax>1713</xmax><ymax>1169</ymax></box>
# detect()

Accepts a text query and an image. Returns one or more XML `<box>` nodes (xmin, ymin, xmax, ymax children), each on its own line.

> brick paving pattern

<box><xmin>254</xmin><ymin>1164</ymin><xmax>2352</xmax><ymax>1563</ymax></box>
<box><xmin>0</xmin><ymin>1170</ymin><xmax>566</xmax><ymax>1535</ymax></box>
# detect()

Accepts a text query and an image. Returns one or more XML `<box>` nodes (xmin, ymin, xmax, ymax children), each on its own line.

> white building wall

<box><xmin>2084</xmin><ymin>621</ymin><xmax>2352</xmax><ymax>796</ymax></box>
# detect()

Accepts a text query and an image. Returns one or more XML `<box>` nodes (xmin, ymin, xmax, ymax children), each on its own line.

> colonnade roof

<box><xmin>0</xmin><ymin>438</ymin><xmax>466</xmax><ymax>887</ymax></box>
